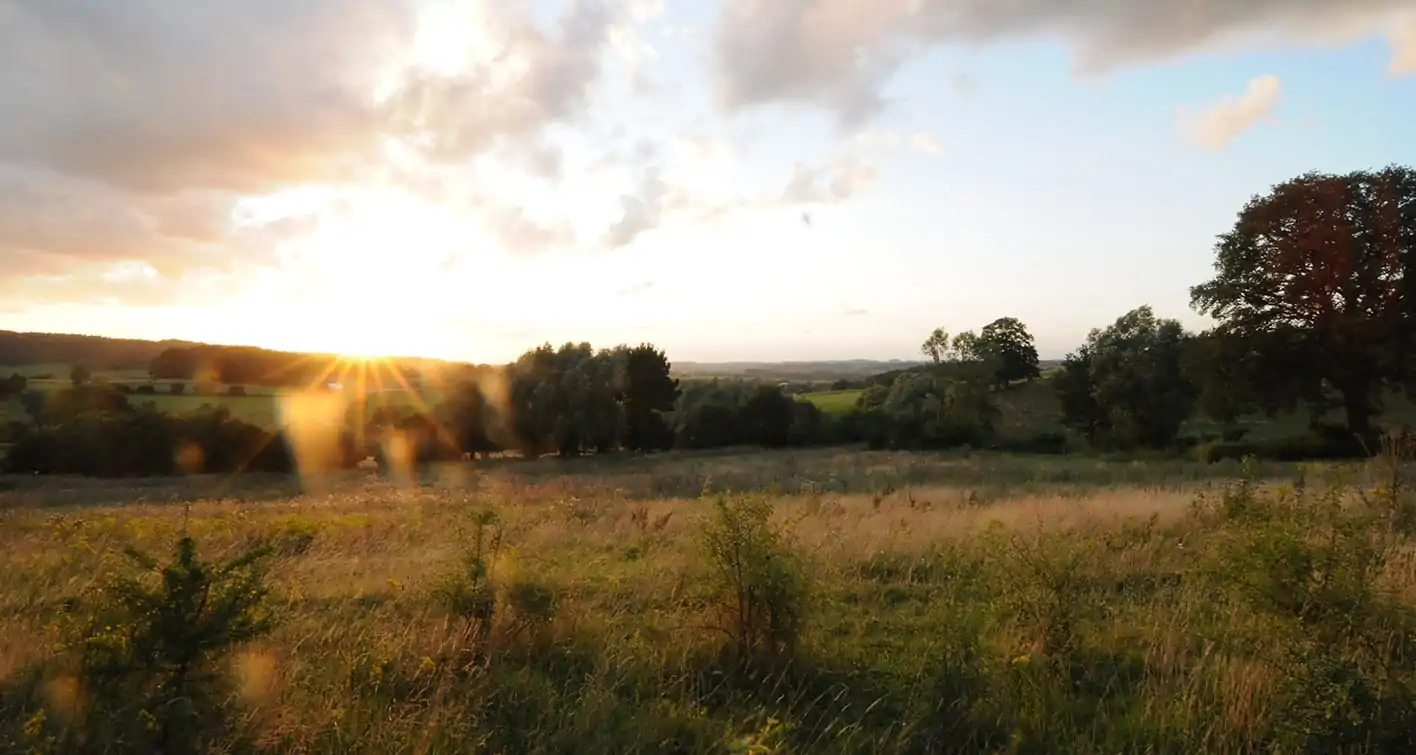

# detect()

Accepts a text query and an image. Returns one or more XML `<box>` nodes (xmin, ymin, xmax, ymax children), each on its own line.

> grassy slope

<box><xmin>2</xmin><ymin>448</ymin><xmax>1409</xmax><ymax>752</ymax></box>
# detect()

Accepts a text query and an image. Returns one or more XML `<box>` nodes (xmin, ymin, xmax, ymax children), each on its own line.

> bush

<box><xmin>436</xmin><ymin>510</ymin><xmax>503</xmax><ymax>665</ymax></box>
<box><xmin>227</xmin><ymin>385</ymin><xmax>247</xmax><ymax>396</ymax></box>
<box><xmin>993</xmin><ymin>431</ymin><xmax>1070</xmax><ymax>455</ymax></box>
<box><xmin>30</xmin><ymin>532</ymin><xmax>279</xmax><ymax>752</ymax></box>
<box><xmin>169</xmin><ymin>382</ymin><xmax>186</xmax><ymax>395</ymax></box>
<box><xmin>699</xmin><ymin>493</ymin><xmax>808</xmax><ymax>667</ymax></box>
<box><xmin>1196</xmin><ymin>433</ymin><xmax>1374</xmax><ymax>463</ymax></box>
<box><xmin>1196</xmin><ymin>475</ymin><xmax>1416</xmax><ymax>750</ymax></box>
<box><xmin>134</xmin><ymin>384</ymin><xmax>156</xmax><ymax>395</ymax></box>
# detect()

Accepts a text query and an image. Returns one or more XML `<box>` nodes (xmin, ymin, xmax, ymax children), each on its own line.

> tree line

<box><xmin>3</xmin><ymin>164</ymin><xmax>1414</xmax><ymax>476</ymax></box>
<box><xmin>1056</xmin><ymin>165</ymin><xmax>1416</xmax><ymax>459</ymax></box>
<box><xmin>422</xmin><ymin>164</ymin><xmax>1416</xmax><ymax>461</ymax></box>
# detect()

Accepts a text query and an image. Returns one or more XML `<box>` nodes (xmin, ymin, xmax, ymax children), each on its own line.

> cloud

<box><xmin>0</xmin><ymin>167</ymin><xmax>258</xmax><ymax>274</ymax></box>
<box><xmin>388</xmin><ymin>0</ymin><xmax>618</xmax><ymax>163</ymax></box>
<box><xmin>782</xmin><ymin>157</ymin><xmax>878</xmax><ymax>204</ymax></box>
<box><xmin>483</xmin><ymin>207</ymin><xmax>578</xmax><ymax>256</ymax></box>
<box><xmin>854</xmin><ymin>131</ymin><xmax>903</xmax><ymax>150</ymax></box>
<box><xmin>616</xmin><ymin>280</ymin><xmax>656</xmax><ymax>298</ymax></box>
<box><xmin>711</xmin><ymin>0</ymin><xmax>1411</xmax><ymax>121</ymax></box>
<box><xmin>1391</xmin><ymin>16</ymin><xmax>1416</xmax><ymax>74</ymax></box>
<box><xmin>1184</xmin><ymin>74</ymin><xmax>1282</xmax><ymax>150</ymax></box>
<box><xmin>0</xmin><ymin>0</ymin><xmax>640</xmax><ymax>308</ymax></box>
<box><xmin>0</xmin><ymin>0</ymin><xmax>414</xmax><ymax>195</ymax></box>
<box><xmin>839</xmin><ymin>303</ymin><xmax>868</xmax><ymax>316</ymax></box>
<box><xmin>911</xmin><ymin>133</ymin><xmax>942</xmax><ymax>156</ymax></box>
<box><xmin>603</xmin><ymin>166</ymin><xmax>669</xmax><ymax>248</ymax></box>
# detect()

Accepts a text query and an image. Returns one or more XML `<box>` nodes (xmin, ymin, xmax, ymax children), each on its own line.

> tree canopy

<box><xmin>1057</xmin><ymin>306</ymin><xmax>1194</xmax><ymax>449</ymax></box>
<box><xmin>1190</xmin><ymin>165</ymin><xmax>1416</xmax><ymax>436</ymax></box>
<box><xmin>978</xmin><ymin>317</ymin><xmax>1041</xmax><ymax>388</ymax></box>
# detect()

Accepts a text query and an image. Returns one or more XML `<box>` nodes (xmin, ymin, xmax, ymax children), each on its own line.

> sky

<box><xmin>1</xmin><ymin>1</ymin><xmax>1415</xmax><ymax>364</ymax></box>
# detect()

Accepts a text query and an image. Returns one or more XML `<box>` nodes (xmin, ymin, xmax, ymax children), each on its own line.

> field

<box><xmin>0</xmin><ymin>365</ymin><xmax>446</xmax><ymax>431</ymax></box>
<box><xmin>799</xmin><ymin>389</ymin><xmax>863</xmax><ymax>414</ymax></box>
<box><xmin>5</xmin><ymin>448</ymin><xmax>1416</xmax><ymax>752</ymax></box>
<box><xmin>801</xmin><ymin>378</ymin><xmax>1416</xmax><ymax>443</ymax></box>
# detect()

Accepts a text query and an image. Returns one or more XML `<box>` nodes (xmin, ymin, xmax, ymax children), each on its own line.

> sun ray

<box><xmin>381</xmin><ymin>354</ymin><xmax>465</xmax><ymax>456</ymax></box>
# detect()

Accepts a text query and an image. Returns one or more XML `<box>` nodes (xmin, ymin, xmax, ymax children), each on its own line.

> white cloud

<box><xmin>782</xmin><ymin>157</ymin><xmax>878</xmax><ymax>204</ymax></box>
<box><xmin>911</xmin><ymin>133</ymin><xmax>942</xmax><ymax>156</ymax></box>
<box><xmin>1391</xmin><ymin>16</ymin><xmax>1416</xmax><ymax>74</ymax></box>
<box><xmin>603</xmin><ymin>166</ymin><xmax>670</xmax><ymax>248</ymax></box>
<box><xmin>712</xmin><ymin>0</ymin><xmax>1411</xmax><ymax>122</ymax></box>
<box><xmin>1184</xmin><ymin>74</ymin><xmax>1283</xmax><ymax>150</ymax></box>
<box><xmin>0</xmin><ymin>0</ymin><xmax>647</xmax><ymax>297</ymax></box>
<box><xmin>855</xmin><ymin>131</ymin><xmax>903</xmax><ymax>150</ymax></box>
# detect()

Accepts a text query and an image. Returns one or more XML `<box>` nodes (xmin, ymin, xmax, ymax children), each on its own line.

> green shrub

<box><xmin>699</xmin><ymin>493</ymin><xmax>809</xmax><ymax>667</ymax></box>
<box><xmin>436</xmin><ymin>509</ymin><xmax>503</xmax><ymax>665</ymax></box>
<box><xmin>1198</xmin><ymin>474</ymin><xmax>1416</xmax><ymax>750</ymax></box>
<box><xmin>31</xmin><ymin>532</ymin><xmax>279</xmax><ymax>752</ymax></box>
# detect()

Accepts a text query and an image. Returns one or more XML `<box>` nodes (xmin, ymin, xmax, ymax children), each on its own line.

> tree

<box><xmin>951</xmin><ymin>331</ymin><xmax>984</xmax><ymax>363</ymax></box>
<box><xmin>1190</xmin><ymin>166</ymin><xmax>1416</xmax><ymax>438</ymax></box>
<box><xmin>920</xmin><ymin>328</ymin><xmax>951</xmax><ymax>364</ymax></box>
<box><xmin>978</xmin><ymin>317</ymin><xmax>1041</xmax><ymax>388</ymax></box>
<box><xmin>439</xmin><ymin>379</ymin><xmax>503</xmax><ymax>456</ymax></box>
<box><xmin>149</xmin><ymin>347</ymin><xmax>199</xmax><ymax>380</ymax></box>
<box><xmin>507</xmin><ymin>342</ymin><xmax>624</xmax><ymax>457</ymax></box>
<box><xmin>741</xmin><ymin>385</ymin><xmax>796</xmax><ymax>448</ymax></box>
<box><xmin>0</xmin><ymin>372</ymin><xmax>25</xmax><ymax>399</ymax></box>
<box><xmin>621</xmin><ymin>344</ymin><xmax>680</xmax><ymax>451</ymax></box>
<box><xmin>1060</xmin><ymin>306</ymin><xmax>1196</xmax><ymax>449</ymax></box>
<box><xmin>1182</xmin><ymin>327</ymin><xmax>1307</xmax><ymax>431</ymax></box>
<box><xmin>71</xmin><ymin>363</ymin><xmax>92</xmax><ymax>386</ymax></box>
<box><xmin>1054</xmin><ymin>348</ymin><xmax>1103</xmax><ymax>444</ymax></box>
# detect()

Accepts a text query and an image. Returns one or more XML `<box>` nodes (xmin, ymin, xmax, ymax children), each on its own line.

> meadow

<box><xmin>5</xmin><ymin>448</ymin><xmax>1416</xmax><ymax>753</ymax></box>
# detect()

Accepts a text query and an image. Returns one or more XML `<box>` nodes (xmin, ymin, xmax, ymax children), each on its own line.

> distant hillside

<box><xmin>673</xmin><ymin>359</ymin><xmax>926</xmax><ymax>381</ymax></box>
<box><xmin>0</xmin><ymin>331</ymin><xmax>202</xmax><ymax>371</ymax></box>
<box><xmin>0</xmin><ymin>331</ymin><xmax>1041</xmax><ymax>384</ymax></box>
<box><xmin>0</xmin><ymin>330</ymin><xmax>473</xmax><ymax>386</ymax></box>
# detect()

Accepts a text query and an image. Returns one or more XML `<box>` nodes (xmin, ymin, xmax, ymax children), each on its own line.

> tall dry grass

<box><xmin>1</xmin><ymin>448</ymin><xmax>1413</xmax><ymax>752</ymax></box>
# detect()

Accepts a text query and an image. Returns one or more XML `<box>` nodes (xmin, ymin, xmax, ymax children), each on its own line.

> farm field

<box><xmin>4</xmin><ymin>447</ymin><xmax>1414</xmax><ymax>752</ymax></box>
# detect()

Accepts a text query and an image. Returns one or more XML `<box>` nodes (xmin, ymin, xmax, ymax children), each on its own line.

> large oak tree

<box><xmin>1190</xmin><ymin>166</ymin><xmax>1416</xmax><ymax>437</ymax></box>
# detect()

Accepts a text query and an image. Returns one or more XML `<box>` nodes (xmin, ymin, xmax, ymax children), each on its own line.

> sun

<box><xmin>235</xmin><ymin>186</ymin><xmax>483</xmax><ymax>360</ymax></box>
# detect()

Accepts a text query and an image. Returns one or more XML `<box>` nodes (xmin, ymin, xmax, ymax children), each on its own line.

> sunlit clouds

<box><xmin>1391</xmin><ymin>16</ymin><xmax>1416</xmax><ymax>75</ymax></box>
<box><xmin>0</xmin><ymin>0</ymin><xmax>1413</xmax><ymax>362</ymax></box>
<box><xmin>1183</xmin><ymin>74</ymin><xmax>1283</xmax><ymax>150</ymax></box>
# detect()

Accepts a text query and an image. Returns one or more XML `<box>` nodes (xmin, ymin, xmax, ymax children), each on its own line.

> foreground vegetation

<box><xmin>4</xmin><ymin>448</ymin><xmax>1416</xmax><ymax>753</ymax></box>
